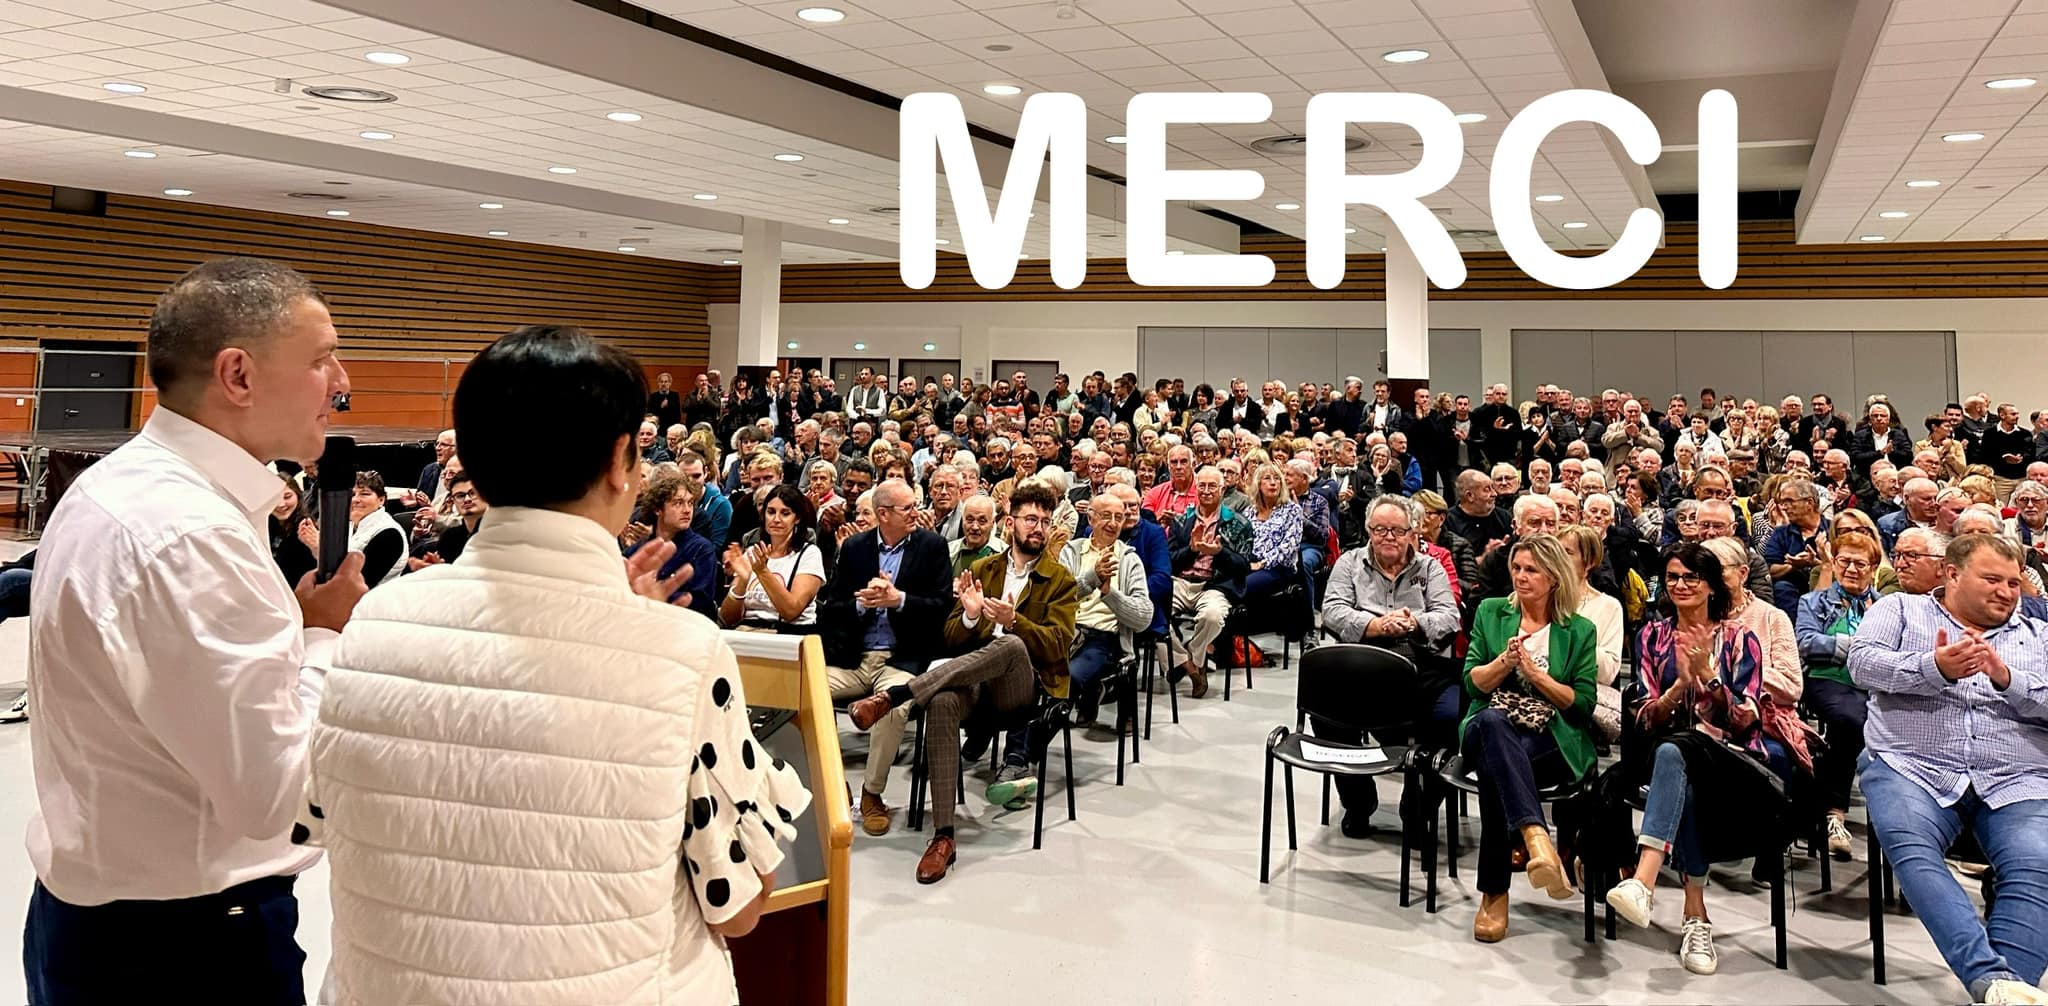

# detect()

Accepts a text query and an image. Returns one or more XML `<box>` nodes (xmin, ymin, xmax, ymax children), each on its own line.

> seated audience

<box><xmin>1448</xmin><ymin>469</ymin><xmax>1513</xmax><ymax>548</ymax></box>
<box><xmin>1606</xmin><ymin>543</ymin><xmax>1785</xmax><ymax>977</ymax></box>
<box><xmin>412</xmin><ymin>474</ymin><xmax>488</xmax><ymax>571</ymax></box>
<box><xmin>1794</xmin><ymin>529</ymin><xmax>1883</xmax><ymax>861</ymax></box>
<box><xmin>269</xmin><ymin>471</ymin><xmax>316</xmax><ymax>587</ymax></box>
<box><xmin>718</xmin><ymin>483</ymin><xmax>826</xmax><ymax>633</ymax></box>
<box><xmin>308</xmin><ymin>471</ymin><xmax>406</xmax><ymax>588</ymax></box>
<box><xmin>1699</xmin><ymin>535</ymin><xmax>1801</xmax><ymax>708</ymax></box>
<box><xmin>1558</xmin><ymin>525</ymin><xmax>1624</xmax><ymax>742</ymax></box>
<box><xmin>1158</xmin><ymin>466</ymin><xmax>1251</xmax><ymax>698</ymax></box>
<box><xmin>1318</xmin><ymin>495</ymin><xmax>1460</xmax><ymax>837</ymax></box>
<box><xmin>1762</xmin><ymin>479</ymin><xmax>1828</xmax><ymax>615</ymax></box>
<box><xmin>1060</xmin><ymin>492</ymin><xmax>1155</xmax><ymax>729</ymax></box>
<box><xmin>1460</xmin><ymin>534</ymin><xmax>1599</xmax><ymax>944</ymax></box>
<box><xmin>1474</xmin><ymin>493</ymin><xmax>1562</xmax><ymax>600</ymax></box>
<box><xmin>949</xmin><ymin>494</ymin><xmax>1005</xmax><ymax>575</ymax></box>
<box><xmin>621</xmin><ymin>471</ymin><xmax>713</xmax><ymax>618</ymax></box>
<box><xmin>1244</xmin><ymin>462</ymin><xmax>1303</xmax><ymax>598</ymax></box>
<box><xmin>1848</xmin><ymin>534</ymin><xmax>2048</xmax><ymax>1005</ymax></box>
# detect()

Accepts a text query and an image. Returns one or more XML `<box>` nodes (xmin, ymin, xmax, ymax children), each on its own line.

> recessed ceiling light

<box><xmin>786</xmin><ymin>340</ymin><xmax>800</xmax><ymax>350</ymax></box>
<box><xmin>1987</xmin><ymin>77</ymin><xmax>2037</xmax><ymax>89</ymax></box>
<box><xmin>827</xmin><ymin>217</ymin><xmax>850</xmax><ymax>225</ymax></box>
<box><xmin>935</xmin><ymin>238</ymin><xmax>950</xmax><ymax>245</ymax></box>
<box><xmin>724</xmin><ymin>259</ymin><xmax>740</xmax><ymax>265</ymax></box>
<box><xmin>1382</xmin><ymin>49</ymin><xmax>1430</xmax><ymax>64</ymax></box>
<box><xmin>983</xmin><ymin>83</ymin><xmax>1023</xmax><ymax>96</ymax></box>
<box><xmin>1276</xmin><ymin>202</ymin><xmax>1300</xmax><ymax>210</ymax></box>
<box><xmin>1942</xmin><ymin>132</ymin><xmax>1986</xmax><ymax>143</ymax></box>
<box><xmin>692</xmin><ymin>193</ymin><xmax>717</xmax><ymax>201</ymax></box>
<box><xmin>618</xmin><ymin>245</ymin><xmax>637</xmax><ymax>252</ymax></box>
<box><xmin>478</xmin><ymin>202</ymin><xmax>504</xmax><ymax>210</ymax></box>
<box><xmin>772</xmin><ymin>153</ymin><xmax>804</xmax><ymax>162</ymax></box>
<box><xmin>1905</xmin><ymin>179</ymin><xmax>1942</xmax><ymax>188</ymax></box>
<box><xmin>1859</xmin><ymin>235</ymin><xmax>1886</xmax><ymax>242</ymax></box>
<box><xmin>364</xmin><ymin>51</ymin><xmax>410</xmax><ymax>65</ymax></box>
<box><xmin>162</xmin><ymin>188</ymin><xmax>192</xmax><ymax>197</ymax></box>
<box><xmin>797</xmin><ymin>6</ymin><xmax>845</xmax><ymax>22</ymax></box>
<box><xmin>326</xmin><ymin>209</ymin><xmax>350</xmax><ymax>217</ymax></box>
<box><xmin>123</xmin><ymin>149</ymin><xmax>156</xmax><ymax>158</ymax></box>
<box><xmin>1379</xmin><ymin>246</ymin><xmax>1388</xmax><ymax>252</ymax></box>
<box><xmin>923</xmin><ymin>342</ymin><xmax>938</xmax><ymax>351</ymax></box>
<box><xmin>1344</xmin><ymin>227</ymin><xmax>1356</xmax><ymax>234</ymax></box>
<box><xmin>1166</xmin><ymin>249</ymin><xmax>1185</xmax><ymax>256</ymax></box>
<box><xmin>547</xmin><ymin>166</ymin><xmax>577</xmax><ymax>174</ymax></box>
<box><xmin>1535</xmin><ymin>193</ymin><xmax>1565</xmax><ymax>202</ymax></box>
<box><xmin>103</xmin><ymin>82</ymin><xmax>146</xmax><ymax>94</ymax></box>
<box><xmin>1106</xmin><ymin>134</ymin><xmax>1128</xmax><ymax>144</ymax></box>
<box><xmin>358</xmin><ymin>130</ymin><xmax>394</xmax><ymax>141</ymax></box>
<box><xmin>606</xmin><ymin>111</ymin><xmax>642</xmax><ymax>122</ymax></box>
<box><xmin>1562</xmin><ymin>221</ymin><xmax>1588</xmax><ymax>229</ymax></box>
<box><xmin>487</xmin><ymin>229</ymin><xmax>510</xmax><ymax>236</ymax></box>
<box><xmin>1879</xmin><ymin>210</ymin><xmax>1911</xmax><ymax>219</ymax></box>
<box><xmin>852</xmin><ymin>341</ymin><xmax>867</xmax><ymax>351</ymax></box>
<box><xmin>1453</xmin><ymin>112</ymin><xmax>1488</xmax><ymax>124</ymax></box>
<box><xmin>302</xmin><ymin>85</ymin><xmax>396</xmax><ymax>103</ymax></box>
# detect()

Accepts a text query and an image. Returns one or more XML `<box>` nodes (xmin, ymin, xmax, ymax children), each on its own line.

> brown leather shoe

<box><xmin>1185</xmin><ymin>663</ymin><xmax>1209</xmax><ymax>699</ymax></box>
<box><xmin>1521</xmin><ymin>824</ymin><xmax>1575</xmax><ymax>901</ymax></box>
<box><xmin>859</xmin><ymin>790</ymin><xmax>891</xmax><ymax>837</ymax></box>
<box><xmin>1473</xmin><ymin>892</ymin><xmax>1509</xmax><ymax>943</ymax></box>
<box><xmin>848</xmin><ymin>693</ymin><xmax>893</xmax><ymax>731</ymax></box>
<box><xmin>916</xmin><ymin>835</ymin><xmax>957</xmax><ymax>885</ymax></box>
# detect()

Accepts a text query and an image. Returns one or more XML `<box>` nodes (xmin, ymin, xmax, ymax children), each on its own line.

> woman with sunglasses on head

<box><xmin>1606</xmin><ymin>542</ymin><xmax>1786</xmax><ymax>977</ymax></box>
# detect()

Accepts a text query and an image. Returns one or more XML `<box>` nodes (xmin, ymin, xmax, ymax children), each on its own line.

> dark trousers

<box><xmin>917</xmin><ymin>635</ymin><xmax>1039</xmax><ymax>829</ymax></box>
<box><xmin>26</xmin><ymin>875</ymin><xmax>305</xmax><ymax>1005</ymax></box>
<box><xmin>1312</xmin><ymin>681</ymin><xmax>1462</xmax><ymax>824</ymax></box>
<box><xmin>1806</xmin><ymin>677</ymin><xmax>1868</xmax><ymax>812</ymax></box>
<box><xmin>1066</xmin><ymin>627</ymin><xmax>1123</xmax><ymax>722</ymax></box>
<box><xmin>1463</xmin><ymin>708</ymin><xmax>1572</xmax><ymax>895</ymax></box>
<box><xmin>0</xmin><ymin>566</ymin><xmax>29</xmax><ymax>621</ymax></box>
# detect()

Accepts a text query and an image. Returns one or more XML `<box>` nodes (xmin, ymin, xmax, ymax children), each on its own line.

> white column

<box><xmin>1384</xmin><ymin>232</ymin><xmax>1428</xmax><ymax>379</ymax></box>
<box><xmin>736</xmin><ymin>218</ymin><xmax>783</xmax><ymax>366</ymax></box>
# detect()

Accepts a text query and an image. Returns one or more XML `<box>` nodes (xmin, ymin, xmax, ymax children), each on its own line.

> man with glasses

<box><xmin>1217</xmin><ymin>457</ymin><xmax>1250</xmax><ymax>515</ymax></box>
<box><xmin>1848</xmin><ymin>533</ymin><xmax>2048</xmax><ymax>1006</ymax></box>
<box><xmin>1473</xmin><ymin>493</ymin><xmax>1559</xmax><ymax>601</ymax></box>
<box><xmin>1661</xmin><ymin>467</ymin><xmax>1747</xmax><ymax>547</ymax></box>
<box><xmin>1762</xmin><ymin>478</ymin><xmax>1829</xmax><ymax>615</ymax></box>
<box><xmin>1891</xmin><ymin>526</ymin><xmax>1950</xmax><ymax>595</ymax></box>
<box><xmin>1060</xmin><ymin>493</ymin><xmax>1154</xmax><ymax>730</ymax></box>
<box><xmin>822</xmin><ymin>478</ymin><xmax>953</xmax><ymax>840</ymax></box>
<box><xmin>923</xmin><ymin>464</ymin><xmax>966</xmax><ymax>542</ymax></box>
<box><xmin>1817</xmin><ymin>448</ymin><xmax>1861</xmax><ymax>519</ymax></box>
<box><xmin>1162</xmin><ymin>468</ymin><xmax>1252</xmax><ymax>698</ymax></box>
<box><xmin>1318</xmin><ymin>495</ymin><xmax>1460</xmax><ymax>838</ymax></box>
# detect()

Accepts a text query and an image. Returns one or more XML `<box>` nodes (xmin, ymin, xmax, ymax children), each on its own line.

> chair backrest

<box><xmin>1297</xmin><ymin>643</ymin><xmax>1419</xmax><ymax>737</ymax></box>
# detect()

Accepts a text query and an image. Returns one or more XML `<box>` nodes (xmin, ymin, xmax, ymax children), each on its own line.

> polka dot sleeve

<box><xmin>682</xmin><ymin>640</ymin><xmax>813</xmax><ymax>926</ymax></box>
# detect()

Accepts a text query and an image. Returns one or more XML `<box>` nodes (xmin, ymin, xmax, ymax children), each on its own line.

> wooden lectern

<box><xmin>724</xmin><ymin>632</ymin><xmax>851</xmax><ymax>1005</ymax></box>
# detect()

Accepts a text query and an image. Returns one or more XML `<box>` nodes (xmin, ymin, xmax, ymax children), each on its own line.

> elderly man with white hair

<box><xmin>2008</xmin><ymin>479</ymin><xmax>2048</xmax><ymax>549</ymax></box>
<box><xmin>1879</xmin><ymin>476</ymin><xmax>1942</xmax><ymax>555</ymax></box>
<box><xmin>1472</xmin><ymin>493</ymin><xmax>1562</xmax><ymax>601</ymax></box>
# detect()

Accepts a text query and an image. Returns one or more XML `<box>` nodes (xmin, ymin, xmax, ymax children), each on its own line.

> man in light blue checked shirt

<box><xmin>1848</xmin><ymin>533</ymin><xmax>2048</xmax><ymax>1005</ymax></box>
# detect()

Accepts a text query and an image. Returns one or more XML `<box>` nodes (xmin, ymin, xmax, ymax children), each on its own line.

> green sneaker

<box><xmin>985</xmin><ymin>763</ymin><xmax>1037</xmax><ymax>806</ymax></box>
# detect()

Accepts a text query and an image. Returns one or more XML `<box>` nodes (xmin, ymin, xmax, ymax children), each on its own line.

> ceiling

<box><xmin>0</xmin><ymin>0</ymin><xmax>2034</xmax><ymax>268</ymax></box>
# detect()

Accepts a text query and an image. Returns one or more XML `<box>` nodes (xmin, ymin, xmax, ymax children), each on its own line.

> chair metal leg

<box><xmin>1399</xmin><ymin>766</ymin><xmax>1414</xmax><ymax>908</ymax></box>
<box><xmin>908</xmin><ymin>715</ymin><xmax>927</xmax><ymax>832</ymax></box>
<box><xmin>1425</xmin><ymin>787</ymin><xmax>1440</xmax><ymax>914</ymax></box>
<box><xmin>1063</xmin><ymin>722</ymin><xmax>1076</xmax><ymax>822</ymax></box>
<box><xmin>1871</xmin><ymin>835</ymin><xmax>1887</xmax><ymax>985</ymax></box>
<box><xmin>1222</xmin><ymin>636</ymin><xmax>1233</xmax><ymax>702</ymax></box>
<box><xmin>1277</xmin><ymin>766</ymin><xmax>1294</xmax><ymax>856</ymax></box>
<box><xmin>1446</xmin><ymin>787</ymin><xmax>1461</xmax><ymax>879</ymax></box>
<box><xmin>1032</xmin><ymin>733</ymin><xmax>1049</xmax><ymax>851</ymax></box>
<box><xmin>1583</xmin><ymin>871</ymin><xmax>1596</xmax><ymax>944</ymax></box>
<box><xmin>1168</xmin><ymin>667</ymin><xmax>1180</xmax><ymax>722</ymax></box>
<box><xmin>1141</xmin><ymin>646</ymin><xmax>1156</xmax><ymax>741</ymax></box>
<box><xmin>1773</xmin><ymin>848</ymin><xmax>1789</xmax><ymax>969</ymax></box>
<box><xmin>1320</xmin><ymin>775</ymin><xmax>1331</xmax><ymax>826</ymax></box>
<box><xmin>1127</xmin><ymin>669</ymin><xmax>1141</xmax><ymax>765</ymax></box>
<box><xmin>1115</xmin><ymin>676</ymin><xmax>1129</xmax><ymax>787</ymax></box>
<box><xmin>1819</xmin><ymin>818</ymin><xmax>1833</xmax><ymax>893</ymax></box>
<box><xmin>1260</xmin><ymin>751</ymin><xmax>1275</xmax><ymax>884</ymax></box>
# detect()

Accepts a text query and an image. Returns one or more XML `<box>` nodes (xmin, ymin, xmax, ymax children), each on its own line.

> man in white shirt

<box><xmin>25</xmin><ymin>258</ymin><xmax>366</xmax><ymax>1004</ymax></box>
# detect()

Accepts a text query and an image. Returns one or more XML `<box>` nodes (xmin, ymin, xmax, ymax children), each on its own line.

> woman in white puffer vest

<box><xmin>297</xmin><ymin>325</ymin><xmax>809</xmax><ymax>1005</ymax></box>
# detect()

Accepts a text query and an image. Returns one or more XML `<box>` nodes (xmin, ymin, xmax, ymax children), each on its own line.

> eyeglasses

<box><xmin>878</xmin><ymin>502</ymin><xmax>919</xmax><ymax>514</ymax></box>
<box><xmin>1835</xmin><ymin>558</ymin><xmax>1873</xmax><ymax>571</ymax></box>
<box><xmin>450</xmin><ymin>490</ymin><xmax>479</xmax><ymax>502</ymax></box>
<box><xmin>1893</xmin><ymin>550</ymin><xmax>1942</xmax><ymax>563</ymax></box>
<box><xmin>1366</xmin><ymin>525</ymin><xmax>1412</xmax><ymax>538</ymax></box>
<box><xmin>1665</xmin><ymin>571</ymin><xmax>1706</xmax><ymax>585</ymax></box>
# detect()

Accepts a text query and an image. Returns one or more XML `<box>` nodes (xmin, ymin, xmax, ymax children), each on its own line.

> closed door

<box><xmin>39</xmin><ymin>342</ymin><xmax>137</xmax><ymax>430</ymax></box>
<box><xmin>830</xmin><ymin>357</ymin><xmax>890</xmax><ymax>390</ymax></box>
<box><xmin>991</xmin><ymin>359</ymin><xmax>1059</xmax><ymax>402</ymax></box>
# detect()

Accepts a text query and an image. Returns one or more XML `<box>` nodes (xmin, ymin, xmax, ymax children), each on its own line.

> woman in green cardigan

<box><xmin>1459</xmin><ymin>533</ymin><xmax>1601</xmax><ymax>944</ymax></box>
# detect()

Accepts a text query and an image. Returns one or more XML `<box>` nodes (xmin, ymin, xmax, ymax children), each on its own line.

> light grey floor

<box><xmin>0</xmin><ymin>533</ymin><xmax>1971</xmax><ymax>1003</ymax></box>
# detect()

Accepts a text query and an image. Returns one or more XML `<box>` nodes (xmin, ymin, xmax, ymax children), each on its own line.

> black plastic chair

<box><xmin>1137</xmin><ymin>628</ymin><xmax>1179</xmax><ymax>737</ymax></box>
<box><xmin>905</xmin><ymin>692</ymin><xmax>1077</xmax><ymax>850</ymax></box>
<box><xmin>1260</xmin><ymin>644</ymin><xmax>1425</xmax><ymax>901</ymax></box>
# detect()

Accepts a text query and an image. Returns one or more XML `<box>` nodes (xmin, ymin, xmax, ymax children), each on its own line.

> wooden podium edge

<box><xmin>797</xmin><ymin>634</ymin><xmax>851</xmax><ymax>1006</ymax></box>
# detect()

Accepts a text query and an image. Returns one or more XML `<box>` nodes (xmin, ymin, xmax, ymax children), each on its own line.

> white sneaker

<box><xmin>1827</xmin><ymin>813</ymin><xmax>1853</xmax><ymax>860</ymax></box>
<box><xmin>1679</xmin><ymin>917</ymin><xmax>1718</xmax><ymax>976</ymax></box>
<box><xmin>1605</xmin><ymin>877</ymin><xmax>1655</xmax><ymax>928</ymax></box>
<box><xmin>1982</xmin><ymin>979</ymin><xmax>2048</xmax><ymax>1005</ymax></box>
<box><xmin>0</xmin><ymin>692</ymin><xmax>25</xmax><ymax>724</ymax></box>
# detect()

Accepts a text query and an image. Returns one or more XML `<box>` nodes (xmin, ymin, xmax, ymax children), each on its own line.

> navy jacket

<box><xmin>819</xmin><ymin>527</ymin><xmax>953</xmax><ymax>674</ymax></box>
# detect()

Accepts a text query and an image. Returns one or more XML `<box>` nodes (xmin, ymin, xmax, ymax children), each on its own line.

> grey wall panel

<box><xmin>1514</xmin><ymin>330</ymin><xmax>1593</xmax><ymax>404</ymax></box>
<box><xmin>1852</xmin><ymin>331</ymin><xmax>1956</xmax><ymax>430</ymax></box>
<box><xmin>1427</xmin><ymin>328</ymin><xmax>1483</xmax><ymax>401</ymax></box>
<box><xmin>1335</xmin><ymin>328</ymin><xmax>1387</xmax><ymax>385</ymax></box>
<box><xmin>1590</xmin><ymin>331</ymin><xmax>1678</xmax><ymax>405</ymax></box>
<box><xmin>1139</xmin><ymin>328</ymin><xmax>1204</xmax><ymax>389</ymax></box>
<box><xmin>1676</xmin><ymin>331</ymin><xmax>1764</xmax><ymax>411</ymax></box>
<box><xmin>1759</xmin><ymin>331</ymin><xmax>1854</xmax><ymax>422</ymax></box>
<box><xmin>1203</xmin><ymin>328</ymin><xmax>1271</xmax><ymax>393</ymax></box>
<box><xmin>1267</xmin><ymin>328</ymin><xmax>1337</xmax><ymax>390</ymax></box>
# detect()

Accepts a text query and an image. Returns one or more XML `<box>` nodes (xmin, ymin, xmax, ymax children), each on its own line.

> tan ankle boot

<box><xmin>1521</xmin><ymin>824</ymin><xmax>1575</xmax><ymax>900</ymax></box>
<box><xmin>1473</xmin><ymin>892</ymin><xmax>1509</xmax><ymax>943</ymax></box>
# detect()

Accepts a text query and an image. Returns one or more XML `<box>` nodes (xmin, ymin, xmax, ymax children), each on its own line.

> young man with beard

<box><xmin>847</xmin><ymin>481</ymin><xmax>1077</xmax><ymax>885</ymax></box>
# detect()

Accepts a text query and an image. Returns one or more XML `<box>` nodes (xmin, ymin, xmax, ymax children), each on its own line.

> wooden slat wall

<box><xmin>717</xmin><ymin>221</ymin><xmax>2048</xmax><ymax>302</ymax></box>
<box><xmin>0</xmin><ymin>178</ymin><xmax>720</xmax><ymax>360</ymax></box>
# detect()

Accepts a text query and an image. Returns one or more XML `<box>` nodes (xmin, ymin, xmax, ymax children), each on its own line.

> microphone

<box><xmin>317</xmin><ymin>435</ymin><xmax>356</xmax><ymax>583</ymax></box>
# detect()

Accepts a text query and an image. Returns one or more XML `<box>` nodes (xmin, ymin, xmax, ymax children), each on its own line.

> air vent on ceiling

<box><xmin>286</xmin><ymin>191</ymin><xmax>349</xmax><ymax>201</ymax></box>
<box><xmin>303</xmin><ymin>85</ymin><xmax>397</xmax><ymax>103</ymax></box>
<box><xmin>1252</xmin><ymin>134</ymin><xmax>1365</xmax><ymax>154</ymax></box>
<box><xmin>705</xmin><ymin>247</ymin><xmax>741</xmax><ymax>254</ymax></box>
<box><xmin>869</xmin><ymin>205</ymin><xmax>900</xmax><ymax>214</ymax></box>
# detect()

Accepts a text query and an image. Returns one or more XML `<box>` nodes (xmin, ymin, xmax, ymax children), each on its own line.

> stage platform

<box><xmin>0</xmin><ymin>425</ymin><xmax>444</xmax><ymax>535</ymax></box>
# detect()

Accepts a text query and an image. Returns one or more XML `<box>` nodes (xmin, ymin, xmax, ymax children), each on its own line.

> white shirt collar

<box><xmin>138</xmin><ymin>407</ymin><xmax>283</xmax><ymax>519</ymax></box>
<box><xmin>459</xmin><ymin>506</ymin><xmax>630</xmax><ymax>590</ymax></box>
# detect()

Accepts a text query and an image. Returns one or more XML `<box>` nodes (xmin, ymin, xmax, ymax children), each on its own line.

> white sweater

<box><xmin>305</xmin><ymin>506</ymin><xmax>809</xmax><ymax>1005</ymax></box>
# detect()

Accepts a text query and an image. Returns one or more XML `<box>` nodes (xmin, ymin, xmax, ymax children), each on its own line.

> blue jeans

<box><xmin>1639</xmin><ymin>742</ymin><xmax>1710</xmax><ymax>882</ymax></box>
<box><xmin>1244</xmin><ymin>565</ymin><xmax>1296</xmax><ymax>599</ymax></box>
<box><xmin>1300</xmin><ymin>546</ymin><xmax>1324</xmax><ymax>611</ymax></box>
<box><xmin>0</xmin><ymin>567</ymin><xmax>29</xmax><ymax>621</ymax></box>
<box><xmin>1461</xmin><ymin>707</ymin><xmax>1571</xmax><ymax>895</ymax></box>
<box><xmin>1861</xmin><ymin>751</ymin><xmax>2048</xmax><ymax>1000</ymax></box>
<box><xmin>1067</xmin><ymin>627</ymin><xmax>1123</xmax><ymax>721</ymax></box>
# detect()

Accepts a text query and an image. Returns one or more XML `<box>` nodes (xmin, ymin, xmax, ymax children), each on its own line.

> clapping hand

<box><xmin>1093</xmin><ymin>547</ymin><xmax>1117</xmax><ymax>586</ymax></box>
<box><xmin>621</xmin><ymin>522</ymin><xmax>652</xmax><ymax>547</ymax></box>
<box><xmin>982</xmin><ymin>591</ymin><xmax>1017</xmax><ymax>629</ymax></box>
<box><xmin>722</xmin><ymin>542</ymin><xmax>754</xmax><ymax>585</ymax></box>
<box><xmin>855</xmin><ymin>571</ymin><xmax>903</xmax><ymax>610</ymax></box>
<box><xmin>1933</xmin><ymin>628</ymin><xmax>2009</xmax><ymax>687</ymax></box>
<box><xmin>625</xmin><ymin>538</ymin><xmax>691</xmax><ymax>606</ymax></box>
<box><xmin>1501</xmin><ymin>632</ymin><xmax>1527</xmax><ymax>670</ymax></box>
<box><xmin>1674</xmin><ymin>621</ymin><xmax>1717</xmax><ymax>686</ymax></box>
<box><xmin>1046</xmin><ymin>524</ymin><xmax>1072</xmax><ymax>555</ymax></box>
<box><xmin>297</xmin><ymin>517</ymin><xmax>320</xmax><ymax>551</ymax></box>
<box><xmin>1190</xmin><ymin>522</ymin><xmax>1223</xmax><ymax>556</ymax></box>
<box><xmin>956</xmin><ymin>569</ymin><xmax>985</xmax><ymax>621</ymax></box>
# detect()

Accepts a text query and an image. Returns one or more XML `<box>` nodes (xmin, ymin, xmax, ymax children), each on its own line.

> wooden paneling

<box><xmin>730</xmin><ymin>221</ymin><xmax>2048</xmax><ymax>302</ymax></box>
<box><xmin>0</xmin><ymin>179</ymin><xmax>717</xmax><ymax>365</ymax></box>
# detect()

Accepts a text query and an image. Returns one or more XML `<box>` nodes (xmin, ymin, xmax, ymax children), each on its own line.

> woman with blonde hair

<box><xmin>1245</xmin><ymin>462</ymin><xmax>1303</xmax><ymax>599</ymax></box>
<box><xmin>1755</xmin><ymin>405</ymin><xmax>1791</xmax><ymax>473</ymax></box>
<box><xmin>1460</xmin><ymin>534</ymin><xmax>1600</xmax><ymax>943</ymax></box>
<box><xmin>1558</xmin><ymin>525</ymin><xmax>1624</xmax><ymax>741</ymax></box>
<box><xmin>1808</xmin><ymin>507</ymin><xmax>1899</xmax><ymax>595</ymax></box>
<box><xmin>684</xmin><ymin>425</ymin><xmax>721</xmax><ymax>476</ymax></box>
